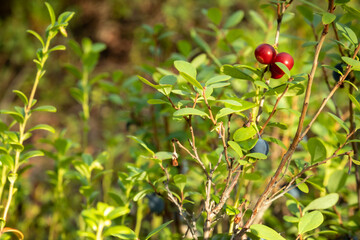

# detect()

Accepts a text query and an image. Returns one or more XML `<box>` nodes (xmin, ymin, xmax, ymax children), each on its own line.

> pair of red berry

<box><xmin>254</xmin><ymin>44</ymin><xmax>294</xmax><ymax>79</ymax></box>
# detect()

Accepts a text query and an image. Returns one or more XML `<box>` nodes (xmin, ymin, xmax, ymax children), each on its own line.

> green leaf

<box><xmin>327</xmin><ymin>169</ymin><xmax>347</xmax><ymax>193</ymax></box>
<box><xmin>155</xmin><ymin>151</ymin><xmax>173</xmax><ymax>160</ymax></box>
<box><xmin>133</xmin><ymin>189</ymin><xmax>152</xmax><ymax>202</ymax></box>
<box><xmin>244</xmin><ymin>172</ymin><xmax>261</xmax><ymax>180</ymax></box>
<box><xmin>303</xmin><ymin>193</ymin><xmax>339</xmax><ymax>213</ymax></box>
<box><xmin>107</xmin><ymin>207</ymin><xmax>131</xmax><ymax>220</ymax></box>
<box><xmin>224</xmin><ymin>10</ymin><xmax>244</xmax><ymax>28</ymax></box>
<box><xmin>249</xmin><ymin>10</ymin><xmax>267</xmax><ymax>32</ymax></box>
<box><xmin>207</xmin><ymin>8</ymin><xmax>222</xmax><ymax>26</ymax></box>
<box><xmin>128</xmin><ymin>135</ymin><xmax>155</xmax><ymax>156</ymax></box>
<box><xmin>283</xmin><ymin>215</ymin><xmax>300</xmax><ymax>223</ymax></box>
<box><xmin>32</xmin><ymin>105</ymin><xmax>57</xmax><ymax>112</ymax></box>
<box><xmin>137</xmin><ymin>75</ymin><xmax>158</xmax><ymax>89</ymax></box>
<box><xmin>322</xmin><ymin>12</ymin><xmax>336</xmax><ymax>25</ymax></box>
<box><xmin>190</xmin><ymin>29</ymin><xmax>211</xmax><ymax>53</ymax></box>
<box><xmin>180</xmin><ymin>72</ymin><xmax>203</xmax><ymax>90</ymax></box>
<box><xmin>348</xmin><ymin>94</ymin><xmax>360</xmax><ymax>111</ymax></box>
<box><xmin>92</xmin><ymin>43</ymin><xmax>106</xmax><ymax>53</ymax></box>
<box><xmin>233</xmin><ymin>127</ymin><xmax>257</xmax><ymax>142</ymax></box>
<box><xmin>225</xmin><ymin>205</ymin><xmax>239</xmax><ymax>216</ymax></box>
<box><xmin>174</xmin><ymin>60</ymin><xmax>197</xmax><ymax>80</ymax></box>
<box><xmin>250</xmin><ymin>224</ymin><xmax>286</xmax><ymax>240</ymax></box>
<box><xmin>0</xmin><ymin>147</ymin><xmax>8</xmax><ymax>154</ymax></box>
<box><xmin>147</xmin><ymin>99</ymin><xmax>169</xmax><ymax>105</ymax></box>
<box><xmin>297</xmin><ymin>5</ymin><xmax>313</xmax><ymax>22</ymax></box>
<box><xmin>215</xmin><ymin>108</ymin><xmax>237</xmax><ymax>120</ymax></box>
<box><xmin>328</xmin><ymin>112</ymin><xmax>349</xmax><ymax>134</ymax></box>
<box><xmin>221</xmin><ymin>65</ymin><xmax>253</xmax><ymax>81</ymax></box>
<box><xmin>64</xmin><ymin>64</ymin><xmax>82</xmax><ymax>79</ymax></box>
<box><xmin>228</xmin><ymin>141</ymin><xmax>243</xmax><ymax>158</ymax></box>
<box><xmin>0</xmin><ymin>110</ymin><xmax>24</xmax><ymax>123</ymax></box>
<box><xmin>205</xmin><ymin>75</ymin><xmax>231</xmax><ymax>86</ymax></box>
<box><xmin>177</xmin><ymin>40</ymin><xmax>192</xmax><ymax>57</ymax></box>
<box><xmin>104</xmin><ymin>226</ymin><xmax>137</xmax><ymax>239</ymax></box>
<box><xmin>265</xmin><ymin>137</ymin><xmax>287</xmax><ymax>150</ymax></box>
<box><xmin>0</xmin><ymin>154</ymin><xmax>14</xmax><ymax>170</ymax></box>
<box><xmin>298</xmin><ymin>211</ymin><xmax>324</xmax><ymax>234</ymax></box>
<box><xmin>13</xmin><ymin>90</ymin><xmax>28</xmax><ymax>105</ymax></box>
<box><xmin>173</xmin><ymin>108</ymin><xmax>209</xmax><ymax>118</ymax></box>
<box><xmin>159</xmin><ymin>75</ymin><xmax>177</xmax><ymax>96</ymax></box>
<box><xmin>209</xmin><ymin>82</ymin><xmax>230</xmax><ymax>89</ymax></box>
<box><xmin>20</xmin><ymin>150</ymin><xmax>44</xmax><ymax>163</ymax></box>
<box><xmin>45</xmin><ymin>2</ymin><xmax>56</xmax><ymax>26</ymax></box>
<box><xmin>217</xmin><ymin>99</ymin><xmax>242</xmax><ymax>107</ymax></box>
<box><xmin>28</xmin><ymin>124</ymin><xmax>55</xmax><ymax>133</ymax></box>
<box><xmin>307</xmin><ymin>138</ymin><xmax>327</xmax><ymax>164</ymax></box>
<box><xmin>341</xmin><ymin>57</ymin><xmax>360</xmax><ymax>70</ymax></box>
<box><xmin>26</xmin><ymin>30</ymin><xmax>44</xmax><ymax>47</ymax></box>
<box><xmin>10</xmin><ymin>143</ymin><xmax>24</xmax><ymax>151</ymax></box>
<box><xmin>246</xmin><ymin>152</ymin><xmax>267</xmax><ymax>159</ymax></box>
<box><xmin>296</xmin><ymin>178</ymin><xmax>309</xmax><ymax>193</ymax></box>
<box><xmin>49</xmin><ymin>45</ymin><xmax>66</xmax><ymax>53</ymax></box>
<box><xmin>342</xmin><ymin>5</ymin><xmax>360</xmax><ymax>18</ymax></box>
<box><xmin>275</xmin><ymin>62</ymin><xmax>291</xmax><ymax>78</ymax></box>
<box><xmin>336</xmin><ymin>23</ymin><xmax>358</xmax><ymax>45</ymax></box>
<box><xmin>254</xmin><ymin>81</ymin><xmax>269</xmax><ymax>90</ymax></box>
<box><xmin>174</xmin><ymin>174</ymin><xmax>186</xmax><ymax>193</ymax></box>
<box><xmin>298</xmin><ymin>0</ymin><xmax>324</xmax><ymax>11</ymax></box>
<box><xmin>144</xmin><ymin>220</ymin><xmax>173</xmax><ymax>240</ymax></box>
<box><xmin>58</xmin><ymin>11</ymin><xmax>75</xmax><ymax>24</ymax></box>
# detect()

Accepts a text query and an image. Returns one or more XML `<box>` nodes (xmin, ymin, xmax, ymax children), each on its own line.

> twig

<box><xmin>166</xmin><ymin>96</ymin><xmax>178</xmax><ymax>110</ymax></box>
<box><xmin>203</xmin><ymin>87</ymin><xmax>217</xmax><ymax>125</ymax></box>
<box><xmin>160</xmin><ymin>164</ymin><xmax>198</xmax><ymax>239</ymax></box>
<box><xmin>259</xmin><ymin>79</ymin><xmax>292</xmax><ymax>135</ymax></box>
<box><xmin>174</xmin><ymin>139</ymin><xmax>210</xmax><ymax>179</ymax></box>
<box><xmin>274</xmin><ymin>0</ymin><xmax>293</xmax><ymax>47</ymax></box>
<box><xmin>220</xmin><ymin>123</ymin><xmax>231</xmax><ymax>167</ymax></box>
<box><xmin>193</xmin><ymin>93</ymin><xmax>199</xmax><ymax>108</ymax></box>
<box><xmin>210</xmin><ymin>166</ymin><xmax>243</xmax><ymax>219</ymax></box>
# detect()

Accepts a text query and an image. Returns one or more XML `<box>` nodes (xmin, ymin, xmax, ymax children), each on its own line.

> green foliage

<box><xmin>0</xmin><ymin>0</ymin><xmax>360</xmax><ymax>240</ymax></box>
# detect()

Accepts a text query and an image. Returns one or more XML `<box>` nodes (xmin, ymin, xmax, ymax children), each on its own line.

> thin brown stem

<box><xmin>174</xmin><ymin>139</ymin><xmax>210</xmax><ymax>179</ymax></box>
<box><xmin>203</xmin><ymin>87</ymin><xmax>216</xmax><ymax>125</ymax></box>
<box><xmin>210</xmin><ymin>166</ymin><xmax>243</xmax><ymax>219</ymax></box>
<box><xmin>259</xmin><ymin>79</ymin><xmax>291</xmax><ymax>135</ymax></box>
<box><xmin>160</xmin><ymin>164</ymin><xmax>198</xmax><ymax>239</ymax></box>
<box><xmin>166</xmin><ymin>96</ymin><xmax>178</xmax><ymax>110</ymax></box>
<box><xmin>193</xmin><ymin>93</ymin><xmax>199</xmax><ymax>108</ymax></box>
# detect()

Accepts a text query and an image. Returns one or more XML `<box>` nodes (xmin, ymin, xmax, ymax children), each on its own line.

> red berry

<box><xmin>254</xmin><ymin>44</ymin><xmax>276</xmax><ymax>64</ymax></box>
<box><xmin>270</xmin><ymin>67</ymin><xmax>285</xmax><ymax>79</ymax></box>
<box><xmin>270</xmin><ymin>52</ymin><xmax>294</xmax><ymax>75</ymax></box>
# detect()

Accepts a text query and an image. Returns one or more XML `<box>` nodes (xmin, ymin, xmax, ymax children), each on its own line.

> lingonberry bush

<box><xmin>136</xmin><ymin>0</ymin><xmax>360</xmax><ymax>239</ymax></box>
<box><xmin>0</xmin><ymin>1</ymin><xmax>360</xmax><ymax>240</ymax></box>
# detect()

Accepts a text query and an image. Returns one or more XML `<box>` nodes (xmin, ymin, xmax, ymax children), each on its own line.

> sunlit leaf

<box><xmin>298</xmin><ymin>211</ymin><xmax>324</xmax><ymax>234</ymax></box>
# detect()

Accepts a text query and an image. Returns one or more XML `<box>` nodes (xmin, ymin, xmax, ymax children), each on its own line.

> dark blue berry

<box><xmin>250</xmin><ymin>138</ymin><xmax>269</xmax><ymax>155</ymax></box>
<box><xmin>147</xmin><ymin>193</ymin><xmax>165</xmax><ymax>214</ymax></box>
